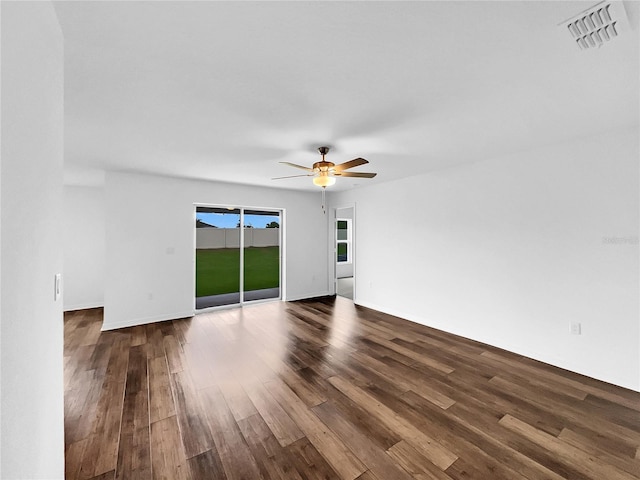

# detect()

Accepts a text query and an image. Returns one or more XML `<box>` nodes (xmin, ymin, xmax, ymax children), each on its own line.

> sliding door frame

<box><xmin>193</xmin><ymin>203</ymin><xmax>284</xmax><ymax>312</ymax></box>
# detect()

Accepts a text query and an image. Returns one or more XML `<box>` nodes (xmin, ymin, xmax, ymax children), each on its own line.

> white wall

<box><xmin>103</xmin><ymin>172</ymin><xmax>329</xmax><ymax>330</ymax></box>
<box><xmin>1</xmin><ymin>2</ymin><xmax>65</xmax><ymax>477</ymax></box>
<box><xmin>63</xmin><ymin>186</ymin><xmax>105</xmax><ymax>311</ymax></box>
<box><xmin>331</xmin><ymin>128</ymin><xmax>639</xmax><ymax>391</ymax></box>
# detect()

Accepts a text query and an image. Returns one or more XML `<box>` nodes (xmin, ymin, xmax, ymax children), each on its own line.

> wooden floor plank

<box><xmin>65</xmin><ymin>368</ymin><xmax>106</xmax><ymax>445</ymax></box>
<box><xmin>241</xmin><ymin>376</ymin><xmax>306</xmax><ymax>448</ymax></box>
<box><xmin>327</xmin><ymin>374</ymin><xmax>458</xmax><ymax>471</ymax></box>
<box><xmin>129</xmin><ymin>325</ymin><xmax>148</xmax><ymax>347</ymax></box>
<box><xmin>187</xmin><ymin>449</ymin><xmax>228</xmax><ymax>480</ymax></box>
<box><xmin>163</xmin><ymin>334</ymin><xmax>185</xmax><ymax>374</ymax></box>
<box><xmin>87</xmin><ymin>471</ymin><xmax>116</xmax><ymax>480</ymax></box>
<box><xmin>312</xmin><ymin>400</ymin><xmax>414</xmax><ymax>480</ymax></box>
<box><xmin>218</xmin><ymin>378</ymin><xmax>260</xmax><ymax>422</ymax></box>
<box><xmin>558</xmin><ymin>427</ymin><xmax>640</xmax><ymax>477</ymax></box>
<box><xmin>170</xmin><ymin>370</ymin><xmax>215</xmax><ymax>458</ymax></box>
<box><xmin>64</xmin><ymin>298</ymin><xmax>640</xmax><ymax>480</ymax></box>
<box><xmin>363</xmin><ymin>334</ymin><xmax>455</xmax><ymax>374</ymax></box>
<box><xmin>355</xmin><ymin>472</ymin><xmax>381</xmax><ymax>480</ymax></box>
<box><xmin>65</xmin><ymin>438</ymin><xmax>88</xmax><ymax>480</ymax></box>
<box><xmin>483</xmin><ymin>350</ymin><xmax>640</xmax><ymax>412</ymax></box>
<box><xmin>149</xmin><ymin>416</ymin><xmax>191</xmax><ymax>480</ymax></box>
<box><xmin>321</xmin><ymin>380</ymin><xmax>402</xmax><ymax>451</ymax></box>
<box><xmin>490</xmin><ymin>375</ymin><xmax>640</xmax><ymax>445</ymax></box>
<box><xmin>198</xmin><ymin>386</ymin><xmax>264</xmax><ymax>480</ymax></box>
<box><xmin>286</xmin><ymin>437</ymin><xmax>343</xmax><ymax>480</ymax></box>
<box><xmin>257</xmin><ymin>349</ymin><xmax>327</xmax><ymax>407</ymax></box>
<box><xmin>116</xmin><ymin>345</ymin><xmax>151</xmax><ymax>480</ymax></box>
<box><xmin>78</xmin><ymin>335</ymin><xmax>130</xmax><ymax>479</ymax></box>
<box><xmin>499</xmin><ymin>414</ymin><xmax>638</xmax><ymax>480</ymax></box>
<box><xmin>148</xmin><ymin>356</ymin><xmax>175</xmax><ymax>424</ymax></box>
<box><xmin>265</xmin><ymin>378</ymin><xmax>367</xmax><ymax>480</ymax></box>
<box><xmin>386</xmin><ymin>440</ymin><xmax>456</xmax><ymax>480</ymax></box>
<box><xmin>236</xmin><ymin>412</ymin><xmax>293</xmax><ymax>480</ymax></box>
<box><xmin>349</xmin><ymin>350</ymin><xmax>456</xmax><ymax>409</ymax></box>
<box><xmin>400</xmin><ymin>389</ymin><xmax>566</xmax><ymax>480</ymax></box>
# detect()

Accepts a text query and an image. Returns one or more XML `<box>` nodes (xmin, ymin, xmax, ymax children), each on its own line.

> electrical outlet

<box><xmin>570</xmin><ymin>322</ymin><xmax>582</xmax><ymax>335</ymax></box>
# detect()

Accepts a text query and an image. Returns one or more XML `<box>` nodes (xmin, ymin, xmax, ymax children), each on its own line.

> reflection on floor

<box><xmin>66</xmin><ymin>297</ymin><xmax>640</xmax><ymax>479</ymax></box>
<box><xmin>196</xmin><ymin>287</ymin><xmax>280</xmax><ymax>309</ymax></box>
<box><xmin>337</xmin><ymin>276</ymin><xmax>353</xmax><ymax>299</ymax></box>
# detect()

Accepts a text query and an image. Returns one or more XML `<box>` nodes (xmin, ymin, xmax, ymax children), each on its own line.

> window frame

<box><xmin>336</xmin><ymin>218</ymin><xmax>352</xmax><ymax>264</ymax></box>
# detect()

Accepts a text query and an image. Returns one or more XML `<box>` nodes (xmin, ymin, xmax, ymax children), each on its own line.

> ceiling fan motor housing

<box><xmin>313</xmin><ymin>161</ymin><xmax>335</xmax><ymax>173</ymax></box>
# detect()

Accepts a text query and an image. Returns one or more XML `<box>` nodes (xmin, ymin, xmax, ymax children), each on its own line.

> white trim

<box><xmin>101</xmin><ymin>310</ymin><xmax>194</xmax><ymax>331</ymax></box>
<box><xmin>280</xmin><ymin>208</ymin><xmax>286</xmax><ymax>301</ymax></box>
<box><xmin>333</xmin><ymin>203</ymin><xmax>357</xmax><ymax>299</ymax></box>
<box><xmin>195</xmin><ymin>297</ymin><xmax>281</xmax><ymax>315</ymax></box>
<box><xmin>355</xmin><ymin>298</ymin><xmax>640</xmax><ymax>393</ymax></box>
<box><xmin>64</xmin><ymin>302</ymin><xmax>104</xmax><ymax>312</ymax></box>
<box><xmin>239</xmin><ymin>208</ymin><xmax>245</xmax><ymax>303</ymax></box>
<box><xmin>193</xmin><ymin>303</ymin><xmax>241</xmax><ymax>314</ymax></box>
<box><xmin>336</xmin><ymin>218</ymin><xmax>352</xmax><ymax>264</ymax></box>
<box><xmin>284</xmin><ymin>291</ymin><xmax>331</xmax><ymax>302</ymax></box>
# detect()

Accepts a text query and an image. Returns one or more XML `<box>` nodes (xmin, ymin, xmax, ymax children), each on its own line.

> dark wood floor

<box><xmin>64</xmin><ymin>296</ymin><xmax>640</xmax><ymax>480</ymax></box>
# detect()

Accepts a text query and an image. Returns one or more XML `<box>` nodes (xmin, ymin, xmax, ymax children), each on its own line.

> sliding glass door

<box><xmin>195</xmin><ymin>206</ymin><xmax>280</xmax><ymax>309</ymax></box>
<box><xmin>243</xmin><ymin>210</ymin><xmax>280</xmax><ymax>302</ymax></box>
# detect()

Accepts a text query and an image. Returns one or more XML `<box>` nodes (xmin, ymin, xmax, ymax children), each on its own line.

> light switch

<box><xmin>54</xmin><ymin>273</ymin><xmax>62</xmax><ymax>301</ymax></box>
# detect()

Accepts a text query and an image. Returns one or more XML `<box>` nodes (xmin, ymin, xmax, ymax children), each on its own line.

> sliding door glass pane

<box><xmin>195</xmin><ymin>206</ymin><xmax>241</xmax><ymax>308</ymax></box>
<box><xmin>243</xmin><ymin>210</ymin><xmax>280</xmax><ymax>302</ymax></box>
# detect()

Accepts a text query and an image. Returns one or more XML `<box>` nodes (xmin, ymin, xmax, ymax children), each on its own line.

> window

<box><xmin>336</xmin><ymin>219</ymin><xmax>351</xmax><ymax>263</ymax></box>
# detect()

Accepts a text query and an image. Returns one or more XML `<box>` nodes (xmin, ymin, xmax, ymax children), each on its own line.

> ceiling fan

<box><xmin>273</xmin><ymin>146</ymin><xmax>377</xmax><ymax>188</ymax></box>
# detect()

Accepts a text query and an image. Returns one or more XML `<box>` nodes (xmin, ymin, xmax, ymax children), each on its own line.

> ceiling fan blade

<box><xmin>333</xmin><ymin>171</ymin><xmax>377</xmax><ymax>178</ymax></box>
<box><xmin>280</xmin><ymin>161</ymin><xmax>313</xmax><ymax>171</ymax></box>
<box><xmin>333</xmin><ymin>157</ymin><xmax>368</xmax><ymax>172</ymax></box>
<box><xmin>272</xmin><ymin>174</ymin><xmax>315</xmax><ymax>180</ymax></box>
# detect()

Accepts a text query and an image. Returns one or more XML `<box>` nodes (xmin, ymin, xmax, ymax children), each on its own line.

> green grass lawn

<box><xmin>196</xmin><ymin>247</ymin><xmax>279</xmax><ymax>297</ymax></box>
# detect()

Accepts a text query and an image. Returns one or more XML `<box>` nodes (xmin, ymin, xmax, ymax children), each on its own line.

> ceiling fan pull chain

<box><xmin>321</xmin><ymin>187</ymin><xmax>326</xmax><ymax>214</ymax></box>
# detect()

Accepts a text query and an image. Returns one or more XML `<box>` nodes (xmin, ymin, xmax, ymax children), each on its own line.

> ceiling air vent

<box><xmin>560</xmin><ymin>1</ymin><xmax>630</xmax><ymax>50</ymax></box>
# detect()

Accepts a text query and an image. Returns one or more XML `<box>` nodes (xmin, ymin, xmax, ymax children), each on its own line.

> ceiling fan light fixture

<box><xmin>313</xmin><ymin>175</ymin><xmax>336</xmax><ymax>187</ymax></box>
<box><xmin>275</xmin><ymin>145</ymin><xmax>376</xmax><ymax>194</ymax></box>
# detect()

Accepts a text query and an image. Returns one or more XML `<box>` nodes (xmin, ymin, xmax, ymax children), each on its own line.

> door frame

<box><xmin>332</xmin><ymin>203</ymin><xmax>356</xmax><ymax>300</ymax></box>
<box><xmin>193</xmin><ymin>203</ymin><xmax>285</xmax><ymax>312</ymax></box>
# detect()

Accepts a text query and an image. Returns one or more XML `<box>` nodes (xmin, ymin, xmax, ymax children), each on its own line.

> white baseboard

<box><xmin>355</xmin><ymin>299</ymin><xmax>639</xmax><ymax>393</ymax></box>
<box><xmin>64</xmin><ymin>302</ymin><xmax>104</xmax><ymax>312</ymax></box>
<box><xmin>101</xmin><ymin>310</ymin><xmax>194</xmax><ymax>331</ymax></box>
<box><xmin>284</xmin><ymin>291</ymin><xmax>330</xmax><ymax>302</ymax></box>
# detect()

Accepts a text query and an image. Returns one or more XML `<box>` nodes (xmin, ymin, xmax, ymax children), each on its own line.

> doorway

<box><xmin>335</xmin><ymin>206</ymin><xmax>354</xmax><ymax>300</ymax></box>
<box><xmin>195</xmin><ymin>206</ymin><xmax>281</xmax><ymax>309</ymax></box>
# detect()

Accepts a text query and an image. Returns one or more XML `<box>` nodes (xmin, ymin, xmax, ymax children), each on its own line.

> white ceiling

<box><xmin>54</xmin><ymin>1</ymin><xmax>639</xmax><ymax>191</ymax></box>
